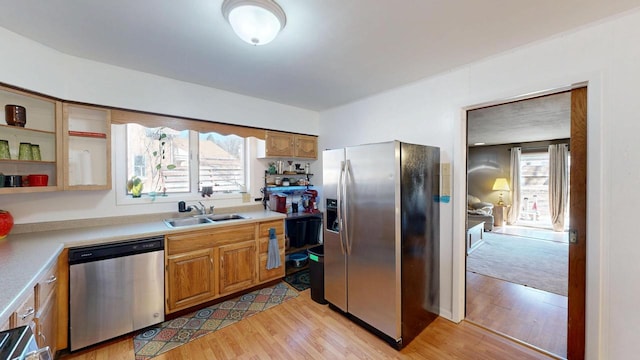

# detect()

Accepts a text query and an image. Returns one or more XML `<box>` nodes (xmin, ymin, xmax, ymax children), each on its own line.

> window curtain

<box><xmin>506</xmin><ymin>147</ymin><xmax>521</xmax><ymax>225</ymax></box>
<box><xmin>548</xmin><ymin>143</ymin><xmax>569</xmax><ymax>232</ymax></box>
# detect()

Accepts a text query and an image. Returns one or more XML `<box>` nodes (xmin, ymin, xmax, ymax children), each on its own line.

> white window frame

<box><xmin>114</xmin><ymin>125</ymin><xmax>249</xmax><ymax>206</ymax></box>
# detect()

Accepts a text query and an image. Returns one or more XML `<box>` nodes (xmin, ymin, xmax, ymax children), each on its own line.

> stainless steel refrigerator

<box><xmin>323</xmin><ymin>140</ymin><xmax>439</xmax><ymax>349</ymax></box>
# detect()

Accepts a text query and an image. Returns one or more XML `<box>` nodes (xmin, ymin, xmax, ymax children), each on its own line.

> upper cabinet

<box><xmin>262</xmin><ymin>130</ymin><xmax>317</xmax><ymax>159</ymax></box>
<box><xmin>0</xmin><ymin>85</ymin><xmax>62</xmax><ymax>194</ymax></box>
<box><xmin>62</xmin><ymin>104</ymin><xmax>111</xmax><ymax>190</ymax></box>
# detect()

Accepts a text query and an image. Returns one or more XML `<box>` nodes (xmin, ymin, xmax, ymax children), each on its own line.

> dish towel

<box><xmin>266</xmin><ymin>227</ymin><xmax>281</xmax><ymax>270</ymax></box>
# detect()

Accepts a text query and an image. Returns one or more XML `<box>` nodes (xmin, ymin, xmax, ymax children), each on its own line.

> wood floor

<box><xmin>59</xmin><ymin>289</ymin><xmax>553</xmax><ymax>360</ymax></box>
<box><xmin>466</xmin><ymin>269</ymin><xmax>567</xmax><ymax>358</ymax></box>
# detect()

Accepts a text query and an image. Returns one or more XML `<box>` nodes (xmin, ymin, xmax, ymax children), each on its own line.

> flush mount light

<box><xmin>221</xmin><ymin>0</ymin><xmax>287</xmax><ymax>46</ymax></box>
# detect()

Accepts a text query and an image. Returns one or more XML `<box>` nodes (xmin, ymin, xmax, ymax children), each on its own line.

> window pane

<box><xmin>199</xmin><ymin>133</ymin><xmax>245</xmax><ymax>193</ymax></box>
<box><xmin>519</xmin><ymin>152</ymin><xmax>550</xmax><ymax>226</ymax></box>
<box><xmin>126</xmin><ymin>124</ymin><xmax>190</xmax><ymax>194</ymax></box>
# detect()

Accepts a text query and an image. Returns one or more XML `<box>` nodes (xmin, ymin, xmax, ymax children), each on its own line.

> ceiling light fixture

<box><xmin>221</xmin><ymin>0</ymin><xmax>286</xmax><ymax>46</ymax></box>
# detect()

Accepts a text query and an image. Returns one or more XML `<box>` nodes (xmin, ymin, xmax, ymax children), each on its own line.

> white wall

<box><xmin>0</xmin><ymin>27</ymin><xmax>319</xmax><ymax>224</ymax></box>
<box><xmin>318</xmin><ymin>8</ymin><xmax>640</xmax><ymax>359</ymax></box>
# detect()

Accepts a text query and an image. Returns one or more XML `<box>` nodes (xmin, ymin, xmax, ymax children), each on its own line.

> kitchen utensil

<box><xmin>30</xmin><ymin>144</ymin><xmax>41</xmax><ymax>161</ymax></box>
<box><xmin>28</xmin><ymin>174</ymin><xmax>48</xmax><ymax>186</ymax></box>
<box><xmin>18</xmin><ymin>142</ymin><xmax>32</xmax><ymax>160</ymax></box>
<box><xmin>289</xmin><ymin>253</ymin><xmax>308</xmax><ymax>268</ymax></box>
<box><xmin>0</xmin><ymin>140</ymin><xmax>10</xmax><ymax>159</ymax></box>
<box><xmin>5</xmin><ymin>105</ymin><xmax>26</xmax><ymax>127</ymax></box>
<box><xmin>4</xmin><ymin>175</ymin><xmax>22</xmax><ymax>187</ymax></box>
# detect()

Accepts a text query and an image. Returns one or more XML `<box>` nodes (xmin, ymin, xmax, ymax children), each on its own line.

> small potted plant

<box><xmin>127</xmin><ymin>176</ymin><xmax>143</xmax><ymax>198</ymax></box>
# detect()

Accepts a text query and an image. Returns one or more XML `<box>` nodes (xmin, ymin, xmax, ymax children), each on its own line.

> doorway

<box><xmin>464</xmin><ymin>87</ymin><xmax>586</xmax><ymax>358</ymax></box>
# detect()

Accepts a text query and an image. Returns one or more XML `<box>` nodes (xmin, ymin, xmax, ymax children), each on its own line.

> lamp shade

<box><xmin>492</xmin><ymin>178</ymin><xmax>510</xmax><ymax>192</ymax></box>
<box><xmin>222</xmin><ymin>0</ymin><xmax>286</xmax><ymax>46</ymax></box>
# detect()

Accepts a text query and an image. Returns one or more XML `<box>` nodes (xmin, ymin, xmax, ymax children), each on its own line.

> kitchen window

<box><xmin>122</xmin><ymin>124</ymin><xmax>247</xmax><ymax>199</ymax></box>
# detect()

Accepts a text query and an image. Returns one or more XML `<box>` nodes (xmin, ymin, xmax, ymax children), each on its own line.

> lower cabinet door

<box><xmin>219</xmin><ymin>241</ymin><xmax>256</xmax><ymax>295</ymax></box>
<box><xmin>36</xmin><ymin>288</ymin><xmax>57</xmax><ymax>355</ymax></box>
<box><xmin>166</xmin><ymin>248</ymin><xmax>216</xmax><ymax>313</ymax></box>
<box><xmin>258</xmin><ymin>251</ymin><xmax>285</xmax><ymax>282</ymax></box>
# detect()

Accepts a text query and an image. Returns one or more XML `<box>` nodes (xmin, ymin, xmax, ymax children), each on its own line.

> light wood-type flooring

<box><xmin>466</xmin><ymin>223</ymin><xmax>569</xmax><ymax>359</ymax></box>
<box><xmin>60</xmin><ymin>289</ymin><xmax>553</xmax><ymax>360</ymax></box>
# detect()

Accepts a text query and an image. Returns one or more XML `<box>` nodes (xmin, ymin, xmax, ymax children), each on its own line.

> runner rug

<box><xmin>133</xmin><ymin>282</ymin><xmax>298</xmax><ymax>359</ymax></box>
<box><xmin>467</xmin><ymin>232</ymin><xmax>568</xmax><ymax>296</ymax></box>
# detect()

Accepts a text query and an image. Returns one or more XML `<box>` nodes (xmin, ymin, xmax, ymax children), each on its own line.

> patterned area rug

<box><xmin>284</xmin><ymin>269</ymin><xmax>310</xmax><ymax>291</ymax></box>
<box><xmin>133</xmin><ymin>282</ymin><xmax>298</xmax><ymax>359</ymax></box>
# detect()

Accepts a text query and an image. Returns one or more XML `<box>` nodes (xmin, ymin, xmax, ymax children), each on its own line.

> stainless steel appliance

<box><xmin>0</xmin><ymin>326</ymin><xmax>52</xmax><ymax>360</ymax></box>
<box><xmin>68</xmin><ymin>236</ymin><xmax>165</xmax><ymax>351</ymax></box>
<box><xmin>323</xmin><ymin>140</ymin><xmax>439</xmax><ymax>348</ymax></box>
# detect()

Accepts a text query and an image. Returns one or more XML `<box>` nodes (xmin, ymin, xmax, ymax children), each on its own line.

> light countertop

<box><xmin>0</xmin><ymin>209</ymin><xmax>286</xmax><ymax>325</ymax></box>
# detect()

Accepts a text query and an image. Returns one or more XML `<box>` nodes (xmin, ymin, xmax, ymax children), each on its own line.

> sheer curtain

<box><xmin>507</xmin><ymin>147</ymin><xmax>521</xmax><ymax>224</ymax></box>
<box><xmin>549</xmin><ymin>143</ymin><xmax>569</xmax><ymax>231</ymax></box>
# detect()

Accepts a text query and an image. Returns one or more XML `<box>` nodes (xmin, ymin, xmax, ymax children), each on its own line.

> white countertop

<box><xmin>0</xmin><ymin>209</ymin><xmax>286</xmax><ymax>324</ymax></box>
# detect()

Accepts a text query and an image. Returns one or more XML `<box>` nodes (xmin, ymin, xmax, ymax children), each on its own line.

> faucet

<box><xmin>194</xmin><ymin>202</ymin><xmax>207</xmax><ymax>215</ymax></box>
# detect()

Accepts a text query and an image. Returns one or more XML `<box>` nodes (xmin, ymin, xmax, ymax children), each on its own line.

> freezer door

<box><xmin>323</xmin><ymin>148</ymin><xmax>348</xmax><ymax>311</ymax></box>
<box><xmin>345</xmin><ymin>141</ymin><xmax>401</xmax><ymax>340</ymax></box>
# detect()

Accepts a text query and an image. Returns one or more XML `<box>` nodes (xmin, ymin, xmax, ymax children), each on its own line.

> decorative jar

<box><xmin>0</xmin><ymin>210</ymin><xmax>14</xmax><ymax>240</ymax></box>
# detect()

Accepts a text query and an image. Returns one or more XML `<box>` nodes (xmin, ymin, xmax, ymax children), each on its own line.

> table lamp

<box><xmin>492</xmin><ymin>177</ymin><xmax>510</xmax><ymax>205</ymax></box>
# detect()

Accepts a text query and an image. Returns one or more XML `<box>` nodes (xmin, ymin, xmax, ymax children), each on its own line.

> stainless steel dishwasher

<box><xmin>68</xmin><ymin>236</ymin><xmax>165</xmax><ymax>351</ymax></box>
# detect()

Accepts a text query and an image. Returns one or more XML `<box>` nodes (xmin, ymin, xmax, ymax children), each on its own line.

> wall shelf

<box><xmin>68</xmin><ymin>130</ymin><xmax>107</xmax><ymax>139</ymax></box>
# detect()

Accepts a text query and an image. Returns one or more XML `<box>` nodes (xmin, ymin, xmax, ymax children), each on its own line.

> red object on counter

<box><xmin>0</xmin><ymin>210</ymin><xmax>14</xmax><ymax>239</ymax></box>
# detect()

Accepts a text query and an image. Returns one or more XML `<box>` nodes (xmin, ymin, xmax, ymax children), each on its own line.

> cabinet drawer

<box><xmin>167</xmin><ymin>223</ymin><xmax>256</xmax><ymax>255</ymax></box>
<box><xmin>259</xmin><ymin>220</ymin><xmax>284</xmax><ymax>238</ymax></box>
<box><xmin>258</xmin><ymin>235</ymin><xmax>285</xmax><ymax>254</ymax></box>
<box><xmin>258</xmin><ymin>251</ymin><xmax>285</xmax><ymax>282</ymax></box>
<box><xmin>36</xmin><ymin>261</ymin><xmax>58</xmax><ymax>312</ymax></box>
<box><xmin>12</xmin><ymin>292</ymin><xmax>36</xmax><ymax>328</ymax></box>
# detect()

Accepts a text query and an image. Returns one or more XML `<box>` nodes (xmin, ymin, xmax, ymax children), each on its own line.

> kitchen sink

<box><xmin>164</xmin><ymin>217</ymin><xmax>214</xmax><ymax>228</ymax></box>
<box><xmin>206</xmin><ymin>214</ymin><xmax>249</xmax><ymax>222</ymax></box>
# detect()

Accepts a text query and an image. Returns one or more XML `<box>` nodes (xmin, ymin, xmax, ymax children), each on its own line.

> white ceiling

<box><xmin>1</xmin><ymin>1</ymin><xmax>639</xmax><ymax>111</ymax></box>
<box><xmin>467</xmin><ymin>92</ymin><xmax>571</xmax><ymax>146</ymax></box>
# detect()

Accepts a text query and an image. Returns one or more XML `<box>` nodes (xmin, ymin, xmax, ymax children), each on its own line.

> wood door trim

<box><xmin>568</xmin><ymin>86</ymin><xmax>587</xmax><ymax>359</ymax></box>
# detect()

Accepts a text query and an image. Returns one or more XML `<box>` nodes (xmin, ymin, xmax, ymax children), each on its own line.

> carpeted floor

<box><xmin>284</xmin><ymin>269</ymin><xmax>310</xmax><ymax>291</ymax></box>
<box><xmin>133</xmin><ymin>282</ymin><xmax>298</xmax><ymax>359</ymax></box>
<box><xmin>467</xmin><ymin>232</ymin><xmax>568</xmax><ymax>296</ymax></box>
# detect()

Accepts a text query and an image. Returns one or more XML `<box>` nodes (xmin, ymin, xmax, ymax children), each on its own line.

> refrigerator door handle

<box><xmin>336</xmin><ymin>160</ymin><xmax>346</xmax><ymax>255</ymax></box>
<box><xmin>343</xmin><ymin>159</ymin><xmax>352</xmax><ymax>255</ymax></box>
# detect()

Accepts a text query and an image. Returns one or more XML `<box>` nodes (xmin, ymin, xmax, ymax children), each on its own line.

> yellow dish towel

<box><xmin>266</xmin><ymin>228</ymin><xmax>281</xmax><ymax>270</ymax></box>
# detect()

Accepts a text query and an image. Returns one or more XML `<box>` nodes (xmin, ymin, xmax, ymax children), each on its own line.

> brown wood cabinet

<box><xmin>10</xmin><ymin>292</ymin><xmax>35</xmax><ymax>329</ymax></box>
<box><xmin>0</xmin><ymin>84</ymin><xmax>62</xmax><ymax>194</ymax></box>
<box><xmin>62</xmin><ymin>103</ymin><xmax>111</xmax><ymax>190</ymax></box>
<box><xmin>219</xmin><ymin>240</ymin><xmax>256</xmax><ymax>295</ymax></box>
<box><xmin>35</xmin><ymin>260</ymin><xmax>58</xmax><ymax>354</ymax></box>
<box><xmin>257</xmin><ymin>220</ymin><xmax>285</xmax><ymax>282</ymax></box>
<box><xmin>0</xmin><ymin>83</ymin><xmax>113</xmax><ymax>194</ymax></box>
<box><xmin>264</xmin><ymin>130</ymin><xmax>317</xmax><ymax>159</ymax></box>
<box><xmin>165</xmin><ymin>220</ymin><xmax>284</xmax><ymax>314</ymax></box>
<box><xmin>166</xmin><ymin>248</ymin><xmax>216</xmax><ymax>312</ymax></box>
<box><xmin>35</xmin><ymin>287</ymin><xmax>57</xmax><ymax>353</ymax></box>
